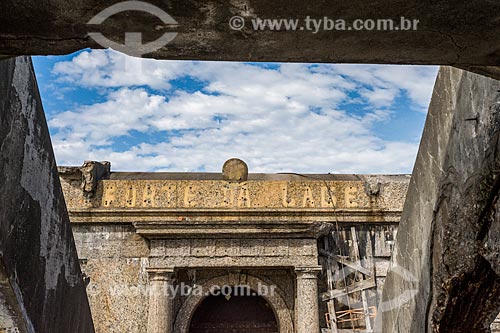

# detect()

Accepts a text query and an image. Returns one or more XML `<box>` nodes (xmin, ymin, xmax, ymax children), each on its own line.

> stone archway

<box><xmin>174</xmin><ymin>274</ymin><xmax>294</xmax><ymax>333</ymax></box>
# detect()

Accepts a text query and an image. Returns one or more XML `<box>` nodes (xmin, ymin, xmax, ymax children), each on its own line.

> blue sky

<box><xmin>33</xmin><ymin>49</ymin><xmax>438</xmax><ymax>173</ymax></box>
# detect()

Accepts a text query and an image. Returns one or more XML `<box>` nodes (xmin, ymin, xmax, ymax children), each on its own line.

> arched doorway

<box><xmin>174</xmin><ymin>274</ymin><xmax>294</xmax><ymax>333</ymax></box>
<box><xmin>189</xmin><ymin>294</ymin><xmax>278</xmax><ymax>333</ymax></box>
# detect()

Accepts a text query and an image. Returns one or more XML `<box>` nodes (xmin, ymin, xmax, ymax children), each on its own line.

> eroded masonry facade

<box><xmin>59</xmin><ymin>161</ymin><xmax>409</xmax><ymax>333</ymax></box>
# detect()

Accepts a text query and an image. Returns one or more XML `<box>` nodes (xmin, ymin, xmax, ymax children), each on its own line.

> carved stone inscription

<box><xmin>100</xmin><ymin>180</ymin><xmax>368</xmax><ymax>209</ymax></box>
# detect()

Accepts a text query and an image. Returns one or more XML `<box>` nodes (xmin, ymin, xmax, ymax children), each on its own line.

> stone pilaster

<box><xmin>295</xmin><ymin>266</ymin><xmax>322</xmax><ymax>333</ymax></box>
<box><xmin>147</xmin><ymin>268</ymin><xmax>175</xmax><ymax>333</ymax></box>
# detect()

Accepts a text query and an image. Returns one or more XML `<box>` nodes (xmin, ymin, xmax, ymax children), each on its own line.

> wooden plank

<box><xmin>351</xmin><ymin>227</ymin><xmax>373</xmax><ymax>332</ymax></box>
<box><xmin>350</xmin><ymin>227</ymin><xmax>361</xmax><ymax>260</ymax></box>
<box><xmin>324</xmin><ymin>234</ymin><xmax>339</xmax><ymax>333</ymax></box>
<box><xmin>335</xmin><ymin>307</ymin><xmax>376</xmax><ymax>317</ymax></box>
<box><xmin>321</xmin><ymin>278</ymin><xmax>376</xmax><ymax>301</ymax></box>
<box><xmin>361</xmin><ymin>290</ymin><xmax>372</xmax><ymax>332</ymax></box>
<box><xmin>319</xmin><ymin>249</ymin><xmax>373</xmax><ymax>277</ymax></box>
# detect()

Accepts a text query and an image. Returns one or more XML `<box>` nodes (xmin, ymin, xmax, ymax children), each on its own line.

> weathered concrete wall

<box><xmin>1</xmin><ymin>0</ymin><xmax>500</xmax><ymax>80</ymax></box>
<box><xmin>0</xmin><ymin>57</ymin><xmax>94</xmax><ymax>332</ymax></box>
<box><xmin>379</xmin><ymin>67</ymin><xmax>500</xmax><ymax>332</ymax></box>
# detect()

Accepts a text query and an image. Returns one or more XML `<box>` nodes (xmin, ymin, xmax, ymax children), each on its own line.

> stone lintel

<box><xmin>146</xmin><ymin>237</ymin><xmax>320</xmax><ymax>267</ymax></box>
<box><xmin>149</xmin><ymin>257</ymin><xmax>318</xmax><ymax>269</ymax></box>
<box><xmin>68</xmin><ymin>208</ymin><xmax>402</xmax><ymax>226</ymax></box>
<box><xmin>134</xmin><ymin>221</ymin><xmax>331</xmax><ymax>239</ymax></box>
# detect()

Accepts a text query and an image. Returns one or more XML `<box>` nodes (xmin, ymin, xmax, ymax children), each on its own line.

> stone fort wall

<box><xmin>58</xmin><ymin>163</ymin><xmax>410</xmax><ymax>332</ymax></box>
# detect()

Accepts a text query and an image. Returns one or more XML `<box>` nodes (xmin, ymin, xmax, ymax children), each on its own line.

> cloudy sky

<box><xmin>33</xmin><ymin>50</ymin><xmax>438</xmax><ymax>174</ymax></box>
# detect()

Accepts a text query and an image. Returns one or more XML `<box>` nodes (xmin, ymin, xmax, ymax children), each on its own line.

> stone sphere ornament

<box><xmin>222</xmin><ymin>158</ymin><xmax>248</xmax><ymax>182</ymax></box>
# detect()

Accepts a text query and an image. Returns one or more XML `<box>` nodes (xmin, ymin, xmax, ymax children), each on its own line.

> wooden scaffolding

<box><xmin>320</xmin><ymin>226</ymin><xmax>376</xmax><ymax>333</ymax></box>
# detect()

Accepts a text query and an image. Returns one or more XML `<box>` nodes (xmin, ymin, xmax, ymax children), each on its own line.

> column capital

<box><xmin>147</xmin><ymin>267</ymin><xmax>175</xmax><ymax>282</ymax></box>
<box><xmin>295</xmin><ymin>266</ymin><xmax>322</xmax><ymax>279</ymax></box>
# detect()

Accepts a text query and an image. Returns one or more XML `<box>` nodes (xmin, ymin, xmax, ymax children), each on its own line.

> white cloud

<box><xmin>330</xmin><ymin>64</ymin><xmax>438</xmax><ymax>110</ymax></box>
<box><xmin>52</xmin><ymin>49</ymin><xmax>192</xmax><ymax>90</ymax></box>
<box><xmin>47</xmin><ymin>49</ymin><xmax>438</xmax><ymax>173</ymax></box>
